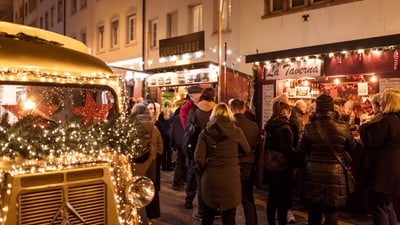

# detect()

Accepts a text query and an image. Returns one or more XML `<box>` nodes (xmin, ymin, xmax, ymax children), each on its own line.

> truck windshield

<box><xmin>0</xmin><ymin>84</ymin><xmax>118</xmax><ymax>124</ymax></box>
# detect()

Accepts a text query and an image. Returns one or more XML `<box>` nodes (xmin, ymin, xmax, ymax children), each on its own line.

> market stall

<box><xmin>247</xmin><ymin>34</ymin><xmax>400</xmax><ymax>215</ymax></box>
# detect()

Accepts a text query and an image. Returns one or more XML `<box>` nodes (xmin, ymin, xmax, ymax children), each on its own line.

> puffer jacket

<box><xmin>194</xmin><ymin>116</ymin><xmax>251</xmax><ymax>211</ymax></box>
<box><xmin>297</xmin><ymin>111</ymin><xmax>356</xmax><ymax>208</ymax></box>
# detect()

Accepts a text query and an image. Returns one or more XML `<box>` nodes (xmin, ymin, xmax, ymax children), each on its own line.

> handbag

<box><xmin>314</xmin><ymin>122</ymin><xmax>355</xmax><ymax>194</ymax></box>
<box><xmin>264</xmin><ymin>150</ymin><xmax>288</xmax><ymax>172</ymax></box>
<box><xmin>263</xmin><ymin>127</ymin><xmax>289</xmax><ymax>172</ymax></box>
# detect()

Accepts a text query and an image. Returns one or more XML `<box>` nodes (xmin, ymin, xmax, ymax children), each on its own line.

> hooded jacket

<box><xmin>188</xmin><ymin>99</ymin><xmax>216</xmax><ymax>129</ymax></box>
<box><xmin>194</xmin><ymin>116</ymin><xmax>251</xmax><ymax>211</ymax></box>
<box><xmin>134</xmin><ymin>114</ymin><xmax>163</xmax><ymax>183</ymax></box>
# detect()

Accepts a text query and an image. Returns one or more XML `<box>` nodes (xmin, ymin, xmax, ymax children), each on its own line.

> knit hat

<box><xmin>187</xmin><ymin>86</ymin><xmax>203</xmax><ymax>94</ymax></box>
<box><xmin>316</xmin><ymin>94</ymin><xmax>334</xmax><ymax>112</ymax></box>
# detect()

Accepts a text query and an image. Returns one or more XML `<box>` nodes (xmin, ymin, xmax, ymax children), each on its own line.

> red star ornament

<box><xmin>2</xmin><ymin>102</ymin><xmax>59</xmax><ymax>120</ymax></box>
<box><xmin>69</xmin><ymin>91</ymin><xmax>113</xmax><ymax>124</ymax></box>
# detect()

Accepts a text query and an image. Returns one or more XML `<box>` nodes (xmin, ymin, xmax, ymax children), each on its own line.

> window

<box><xmin>50</xmin><ymin>6</ymin><xmax>55</xmax><ymax>27</ymax></box>
<box><xmin>81</xmin><ymin>32</ymin><xmax>87</xmax><ymax>45</ymax></box>
<box><xmin>19</xmin><ymin>6</ymin><xmax>23</xmax><ymax>19</ymax></box>
<box><xmin>126</xmin><ymin>14</ymin><xmax>137</xmax><ymax>44</ymax></box>
<box><xmin>71</xmin><ymin>0</ymin><xmax>77</xmax><ymax>15</ymax></box>
<box><xmin>45</xmin><ymin>12</ymin><xmax>49</xmax><ymax>29</ymax></box>
<box><xmin>214</xmin><ymin>0</ymin><xmax>231</xmax><ymax>32</ymax></box>
<box><xmin>271</xmin><ymin>0</ymin><xmax>283</xmax><ymax>11</ymax></box>
<box><xmin>57</xmin><ymin>0</ymin><xmax>63</xmax><ymax>23</ymax></box>
<box><xmin>98</xmin><ymin>25</ymin><xmax>105</xmax><ymax>51</ymax></box>
<box><xmin>80</xmin><ymin>0</ymin><xmax>87</xmax><ymax>10</ymax></box>
<box><xmin>167</xmin><ymin>11</ymin><xmax>178</xmax><ymax>38</ymax></box>
<box><xmin>29</xmin><ymin>0</ymin><xmax>37</xmax><ymax>13</ymax></box>
<box><xmin>149</xmin><ymin>19</ymin><xmax>158</xmax><ymax>48</ymax></box>
<box><xmin>292</xmin><ymin>0</ymin><xmax>305</xmax><ymax>8</ymax></box>
<box><xmin>24</xmin><ymin>3</ymin><xmax>28</xmax><ymax>16</ymax></box>
<box><xmin>264</xmin><ymin>0</ymin><xmax>356</xmax><ymax>17</ymax></box>
<box><xmin>111</xmin><ymin>20</ymin><xmax>119</xmax><ymax>48</ymax></box>
<box><xmin>190</xmin><ymin>4</ymin><xmax>202</xmax><ymax>33</ymax></box>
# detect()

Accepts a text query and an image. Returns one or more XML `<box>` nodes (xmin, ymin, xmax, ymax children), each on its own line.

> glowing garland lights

<box><xmin>0</xmin><ymin>113</ymin><xmax>149</xmax><ymax>162</ymax></box>
<box><xmin>0</xmin><ymin>113</ymin><xmax>150</xmax><ymax>225</ymax></box>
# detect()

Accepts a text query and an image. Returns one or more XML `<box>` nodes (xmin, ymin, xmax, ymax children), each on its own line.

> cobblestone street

<box><xmin>149</xmin><ymin>170</ymin><xmax>380</xmax><ymax>225</ymax></box>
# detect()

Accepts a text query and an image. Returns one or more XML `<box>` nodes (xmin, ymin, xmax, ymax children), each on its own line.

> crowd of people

<box><xmin>126</xmin><ymin>86</ymin><xmax>400</xmax><ymax>225</ymax></box>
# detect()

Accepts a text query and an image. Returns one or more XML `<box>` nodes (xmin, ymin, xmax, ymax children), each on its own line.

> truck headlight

<box><xmin>126</xmin><ymin>176</ymin><xmax>155</xmax><ymax>208</ymax></box>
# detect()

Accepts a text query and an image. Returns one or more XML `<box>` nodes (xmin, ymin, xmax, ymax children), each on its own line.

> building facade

<box><xmin>8</xmin><ymin>0</ymin><xmax>400</xmax><ymax>110</ymax></box>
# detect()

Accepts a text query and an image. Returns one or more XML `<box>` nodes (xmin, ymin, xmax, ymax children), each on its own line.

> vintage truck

<box><xmin>0</xmin><ymin>22</ymin><xmax>154</xmax><ymax>225</ymax></box>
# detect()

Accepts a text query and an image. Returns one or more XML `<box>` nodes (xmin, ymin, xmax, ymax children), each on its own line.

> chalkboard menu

<box><xmin>262</xmin><ymin>84</ymin><xmax>275</xmax><ymax>127</ymax></box>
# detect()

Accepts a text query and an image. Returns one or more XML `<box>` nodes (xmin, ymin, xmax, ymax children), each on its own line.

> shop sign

<box><xmin>263</xmin><ymin>60</ymin><xmax>322</xmax><ymax>80</ymax></box>
<box><xmin>159</xmin><ymin>31</ymin><xmax>205</xmax><ymax>57</ymax></box>
<box><xmin>147</xmin><ymin>69</ymin><xmax>217</xmax><ymax>87</ymax></box>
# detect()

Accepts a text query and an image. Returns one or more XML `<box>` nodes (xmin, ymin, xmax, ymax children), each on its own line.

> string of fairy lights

<box><xmin>0</xmin><ymin>67</ymin><xmax>151</xmax><ymax>225</ymax></box>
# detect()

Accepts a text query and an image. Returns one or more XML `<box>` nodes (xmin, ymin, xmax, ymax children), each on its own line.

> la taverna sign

<box><xmin>264</xmin><ymin>60</ymin><xmax>322</xmax><ymax>80</ymax></box>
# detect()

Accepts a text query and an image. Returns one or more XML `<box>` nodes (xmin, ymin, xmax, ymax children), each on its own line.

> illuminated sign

<box><xmin>159</xmin><ymin>31</ymin><xmax>205</xmax><ymax>57</ymax></box>
<box><xmin>264</xmin><ymin>60</ymin><xmax>322</xmax><ymax>80</ymax></box>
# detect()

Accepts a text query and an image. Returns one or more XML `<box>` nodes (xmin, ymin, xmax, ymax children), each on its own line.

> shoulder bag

<box><xmin>263</xmin><ymin>130</ymin><xmax>288</xmax><ymax>172</ymax></box>
<box><xmin>314</xmin><ymin>122</ymin><xmax>355</xmax><ymax>194</ymax></box>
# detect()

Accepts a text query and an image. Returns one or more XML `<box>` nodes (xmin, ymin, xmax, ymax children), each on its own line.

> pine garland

<box><xmin>0</xmin><ymin>113</ymin><xmax>149</xmax><ymax>161</ymax></box>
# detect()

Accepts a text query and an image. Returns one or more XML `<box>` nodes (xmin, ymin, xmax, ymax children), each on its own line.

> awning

<box><xmin>144</xmin><ymin>61</ymin><xmax>217</xmax><ymax>74</ymax></box>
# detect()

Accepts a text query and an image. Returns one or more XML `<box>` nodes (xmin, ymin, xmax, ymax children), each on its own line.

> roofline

<box><xmin>245</xmin><ymin>33</ymin><xmax>400</xmax><ymax>63</ymax></box>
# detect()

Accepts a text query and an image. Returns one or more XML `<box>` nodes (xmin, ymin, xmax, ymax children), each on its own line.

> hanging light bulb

<box><xmin>285</xmin><ymin>80</ymin><xmax>290</xmax><ymax>88</ymax></box>
<box><xmin>370</xmin><ymin>75</ymin><xmax>377</xmax><ymax>82</ymax></box>
<box><xmin>334</xmin><ymin>78</ymin><xmax>340</xmax><ymax>85</ymax></box>
<box><xmin>23</xmin><ymin>99</ymin><xmax>36</xmax><ymax>110</ymax></box>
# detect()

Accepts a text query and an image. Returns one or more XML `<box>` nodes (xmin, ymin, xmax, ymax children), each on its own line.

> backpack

<box><xmin>181</xmin><ymin>110</ymin><xmax>201</xmax><ymax>159</ymax></box>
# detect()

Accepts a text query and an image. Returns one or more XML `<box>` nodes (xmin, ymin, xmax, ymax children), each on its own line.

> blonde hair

<box><xmin>272</xmin><ymin>101</ymin><xmax>292</xmax><ymax>119</ymax></box>
<box><xmin>382</xmin><ymin>89</ymin><xmax>400</xmax><ymax>113</ymax></box>
<box><xmin>210</xmin><ymin>103</ymin><xmax>235</xmax><ymax>121</ymax></box>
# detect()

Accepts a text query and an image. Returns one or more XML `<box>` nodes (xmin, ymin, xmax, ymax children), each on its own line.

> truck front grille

<box><xmin>17</xmin><ymin>171</ymin><xmax>107</xmax><ymax>225</ymax></box>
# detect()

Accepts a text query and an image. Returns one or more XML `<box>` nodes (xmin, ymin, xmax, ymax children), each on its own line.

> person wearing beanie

<box><xmin>180</xmin><ymin>86</ymin><xmax>203</xmax><ymax>129</ymax></box>
<box><xmin>297</xmin><ymin>93</ymin><xmax>358</xmax><ymax>225</ymax></box>
<box><xmin>316</xmin><ymin>93</ymin><xmax>334</xmax><ymax>112</ymax></box>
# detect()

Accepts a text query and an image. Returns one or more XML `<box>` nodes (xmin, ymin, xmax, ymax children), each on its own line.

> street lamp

<box><xmin>217</xmin><ymin>0</ymin><xmax>224</xmax><ymax>101</ymax></box>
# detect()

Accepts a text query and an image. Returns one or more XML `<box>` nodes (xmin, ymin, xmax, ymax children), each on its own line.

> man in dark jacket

<box><xmin>230</xmin><ymin>98</ymin><xmax>261</xmax><ymax>225</ymax></box>
<box><xmin>183</xmin><ymin>87</ymin><xmax>216</xmax><ymax>220</ymax></box>
<box><xmin>170</xmin><ymin>107</ymin><xmax>187</xmax><ymax>190</ymax></box>
<box><xmin>297</xmin><ymin>94</ymin><xmax>357</xmax><ymax>225</ymax></box>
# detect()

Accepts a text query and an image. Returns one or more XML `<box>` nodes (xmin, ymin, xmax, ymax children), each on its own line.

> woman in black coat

<box><xmin>194</xmin><ymin>103</ymin><xmax>251</xmax><ymax>225</ymax></box>
<box><xmin>264</xmin><ymin>95</ymin><xmax>300</xmax><ymax>225</ymax></box>
<box><xmin>297</xmin><ymin>94</ymin><xmax>357</xmax><ymax>225</ymax></box>
<box><xmin>358</xmin><ymin>89</ymin><xmax>400</xmax><ymax>225</ymax></box>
